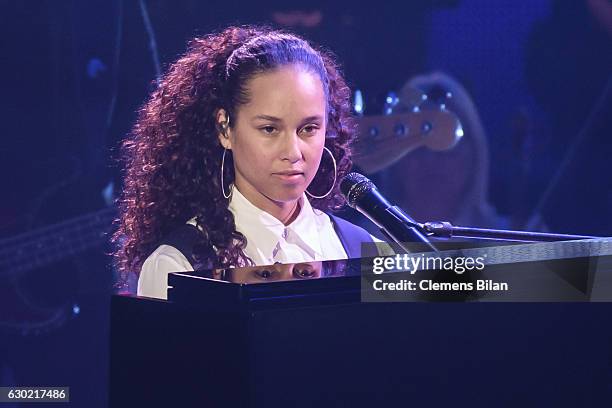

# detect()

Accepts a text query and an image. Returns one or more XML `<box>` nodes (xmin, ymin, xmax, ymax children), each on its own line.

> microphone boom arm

<box><xmin>421</xmin><ymin>221</ymin><xmax>601</xmax><ymax>242</ymax></box>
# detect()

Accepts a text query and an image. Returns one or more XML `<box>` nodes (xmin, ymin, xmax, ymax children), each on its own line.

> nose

<box><xmin>280</xmin><ymin>132</ymin><xmax>303</xmax><ymax>163</ymax></box>
<box><xmin>275</xmin><ymin>263</ymin><xmax>295</xmax><ymax>279</ymax></box>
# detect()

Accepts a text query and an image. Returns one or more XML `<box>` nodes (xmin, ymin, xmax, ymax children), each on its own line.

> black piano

<box><xmin>110</xmin><ymin>241</ymin><xmax>612</xmax><ymax>407</ymax></box>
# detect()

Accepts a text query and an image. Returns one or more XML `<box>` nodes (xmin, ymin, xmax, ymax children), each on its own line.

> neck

<box><xmin>279</xmin><ymin>199</ymin><xmax>301</xmax><ymax>225</ymax></box>
<box><xmin>233</xmin><ymin>183</ymin><xmax>302</xmax><ymax>226</ymax></box>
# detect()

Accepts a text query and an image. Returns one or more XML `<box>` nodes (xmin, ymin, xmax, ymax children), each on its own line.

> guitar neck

<box><xmin>0</xmin><ymin>207</ymin><xmax>117</xmax><ymax>275</ymax></box>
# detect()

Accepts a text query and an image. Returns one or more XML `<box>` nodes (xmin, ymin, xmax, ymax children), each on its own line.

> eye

<box><xmin>300</xmin><ymin>124</ymin><xmax>320</xmax><ymax>135</ymax></box>
<box><xmin>293</xmin><ymin>267</ymin><xmax>316</xmax><ymax>279</ymax></box>
<box><xmin>259</xmin><ymin>125</ymin><xmax>277</xmax><ymax>135</ymax></box>
<box><xmin>255</xmin><ymin>269</ymin><xmax>274</xmax><ymax>280</ymax></box>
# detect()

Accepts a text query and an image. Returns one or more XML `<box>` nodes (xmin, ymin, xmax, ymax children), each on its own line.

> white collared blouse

<box><xmin>137</xmin><ymin>188</ymin><xmax>349</xmax><ymax>299</ymax></box>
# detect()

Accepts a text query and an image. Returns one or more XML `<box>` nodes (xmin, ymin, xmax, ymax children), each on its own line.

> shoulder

<box><xmin>319</xmin><ymin>212</ymin><xmax>379</xmax><ymax>258</ymax></box>
<box><xmin>325</xmin><ymin>212</ymin><xmax>373</xmax><ymax>240</ymax></box>
<box><xmin>163</xmin><ymin>222</ymin><xmax>202</xmax><ymax>254</ymax></box>
<box><xmin>137</xmin><ymin>244</ymin><xmax>195</xmax><ymax>300</ymax></box>
<box><xmin>319</xmin><ymin>212</ymin><xmax>395</xmax><ymax>257</ymax></box>
<box><xmin>310</xmin><ymin>209</ymin><xmax>371</xmax><ymax>239</ymax></box>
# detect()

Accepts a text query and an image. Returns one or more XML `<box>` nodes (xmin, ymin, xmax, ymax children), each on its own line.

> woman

<box><xmin>113</xmin><ymin>26</ymin><xmax>375</xmax><ymax>299</ymax></box>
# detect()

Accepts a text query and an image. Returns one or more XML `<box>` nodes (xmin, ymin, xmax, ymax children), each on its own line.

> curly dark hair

<box><xmin>112</xmin><ymin>26</ymin><xmax>357</xmax><ymax>284</ymax></box>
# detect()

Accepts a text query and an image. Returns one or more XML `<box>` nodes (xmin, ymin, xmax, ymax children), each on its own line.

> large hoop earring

<box><xmin>220</xmin><ymin>148</ymin><xmax>232</xmax><ymax>199</ymax></box>
<box><xmin>306</xmin><ymin>146</ymin><xmax>337</xmax><ymax>199</ymax></box>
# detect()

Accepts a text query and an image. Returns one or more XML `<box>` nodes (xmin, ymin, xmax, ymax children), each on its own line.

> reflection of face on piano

<box><xmin>214</xmin><ymin>262</ymin><xmax>323</xmax><ymax>283</ymax></box>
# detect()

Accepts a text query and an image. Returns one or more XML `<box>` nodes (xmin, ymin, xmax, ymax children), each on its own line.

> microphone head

<box><xmin>340</xmin><ymin>172</ymin><xmax>376</xmax><ymax>208</ymax></box>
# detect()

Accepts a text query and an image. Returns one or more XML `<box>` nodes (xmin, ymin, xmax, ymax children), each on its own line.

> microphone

<box><xmin>340</xmin><ymin>172</ymin><xmax>438</xmax><ymax>252</ymax></box>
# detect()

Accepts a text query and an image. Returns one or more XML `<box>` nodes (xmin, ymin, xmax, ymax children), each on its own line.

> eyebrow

<box><xmin>301</xmin><ymin>115</ymin><xmax>324</xmax><ymax>123</ymax></box>
<box><xmin>251</xmin><ymin>114</ymin><xmax>324</xmax><ymax>123</ymax></box>
<box><xmin>252</xmin><ymin>114</ymin><xmax>282</xmax><ymax>122</ymax></box>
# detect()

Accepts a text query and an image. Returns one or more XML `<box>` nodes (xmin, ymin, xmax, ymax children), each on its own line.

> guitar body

<box><xmin>0</xmin><ymin>261</ymin><xmax>78</xmax><ymax>334</ymax></box>
<box><xmin>0</xmin><ymin>173</ymin><xmax>114</xmax><ymax>335</ymax></box>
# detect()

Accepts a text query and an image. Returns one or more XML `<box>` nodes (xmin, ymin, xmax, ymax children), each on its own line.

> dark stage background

<box><xmin>1</xmin><ymin>1</ymin><xmax>611</xmax><ymax>406</ymax></box>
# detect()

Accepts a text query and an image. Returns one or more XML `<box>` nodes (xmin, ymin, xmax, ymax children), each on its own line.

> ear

<box><xmin>216</xmin><ymin>108</ymin><xmax>232</xmax><ymax>150</ymax></box>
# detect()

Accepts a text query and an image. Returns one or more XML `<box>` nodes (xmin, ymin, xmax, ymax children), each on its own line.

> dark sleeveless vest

<box><xmin>158</xmin><ymin>213</ymin><xmax>373</xmax><ymax>268</ymax></box>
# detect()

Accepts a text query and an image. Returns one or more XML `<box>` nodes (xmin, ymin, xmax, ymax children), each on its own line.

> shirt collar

<box><xmin>228</xmin><ymin>186</ymin><xmax>324</xmax><ymax>260</ymax></box>
<box><xmin>286</xmin><ymin>192</ymin><xmax>325</xmax><ymax>258</ymax></box>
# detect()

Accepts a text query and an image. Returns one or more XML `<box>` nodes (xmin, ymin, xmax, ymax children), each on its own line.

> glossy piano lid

<box><xmin>167</xmin><ymin>258</ymin><xmax>365</xmax><ymax>309</ymax></box>
<box><xmin>188</xmin><ymin>258</ymin><xmax>360</xmax><ymax>284</ymax></box>
<box><xmin>168</xmin><ymin>239</ymin><xmax>612</xmax><ymax>307</ymax></box>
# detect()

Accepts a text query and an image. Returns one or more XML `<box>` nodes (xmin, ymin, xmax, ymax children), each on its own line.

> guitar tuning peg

<box><xmin>455</xmin><ymin>125</ymin><xmax>464</xmax><ymax>138</ymax></box>
<box><xmin>438</xmin><ymin>91</ymin><xmax>453</xmax><ymax>111</ymax></box>
<box><xmin>353</xmin><ymin>89</ymin><xmax>364</xmax><ymax>116</ymax></box>
<box><xmin>383</xmin><ymin>91</ymin><xmax>399</xmax><ymax>115</ymax></box>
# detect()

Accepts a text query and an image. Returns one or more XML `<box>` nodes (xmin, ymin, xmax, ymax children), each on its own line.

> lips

<box><xmin>273</xmin><ymin>170</ymin><xmax>305</xmax><ymax>183</ymax></box>
<box><xmin>274</xmin><ymin>170</ymin><xmax>304</xmax><ymax>176</ymax></box>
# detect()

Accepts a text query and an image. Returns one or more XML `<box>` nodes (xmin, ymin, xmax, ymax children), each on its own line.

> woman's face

<box><xmin>219</xmin><ymin>64</ymin><xmax>327</xmax><ymax>208</ymax></box>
